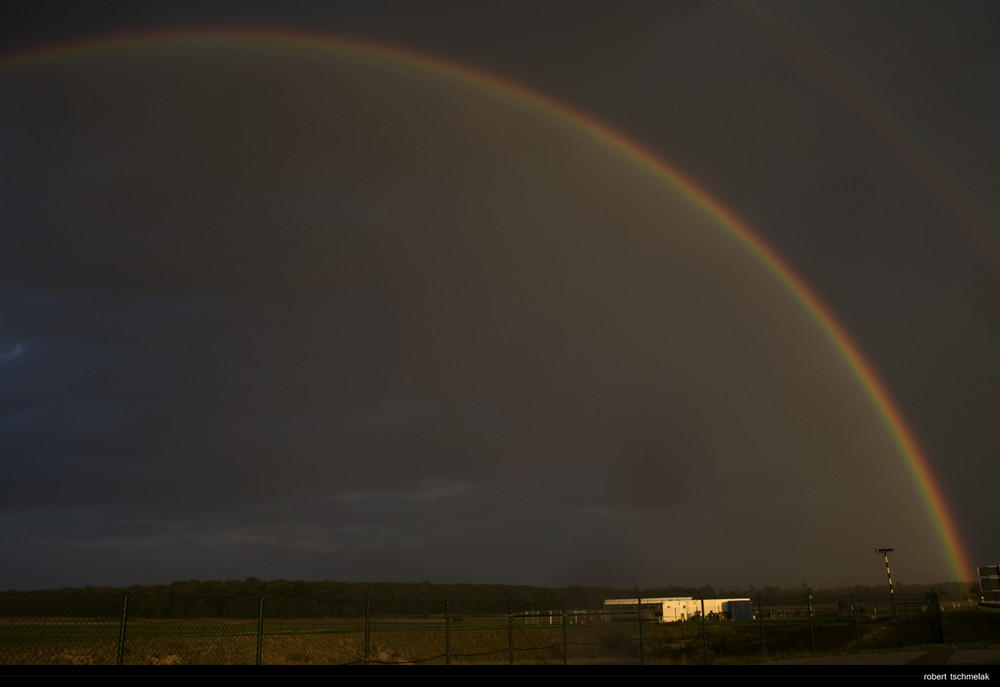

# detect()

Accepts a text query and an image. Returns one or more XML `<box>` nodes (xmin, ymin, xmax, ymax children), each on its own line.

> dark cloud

<box><xmin>0</xmin><ymin>1</ymin><xmax>997</xmax><ymax>591</ymax></box>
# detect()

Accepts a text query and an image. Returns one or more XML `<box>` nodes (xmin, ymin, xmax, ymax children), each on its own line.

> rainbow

<box><xmin>0</xmin><ymin>29</ymin><xmax>975</xmax><ymax>581</ymax></box>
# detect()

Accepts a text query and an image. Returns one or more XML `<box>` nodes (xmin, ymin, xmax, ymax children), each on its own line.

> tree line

<box><xmin>0</xmin><ymin>578</ymin><xmax>975</xmax><ymax>619</ymax></box>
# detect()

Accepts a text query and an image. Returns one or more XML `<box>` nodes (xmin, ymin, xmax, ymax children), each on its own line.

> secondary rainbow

<box><xmin>739</xmin><ymin>3</ymin><xmax>1000</xmax><ymax>276</ymax></box>
<box><xmin>1</xmin><ymin>28</ymin><xmax>975</xmax><ymax>581</ymax></box>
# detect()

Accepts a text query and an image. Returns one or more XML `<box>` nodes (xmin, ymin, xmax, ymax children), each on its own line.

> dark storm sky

<box><xmin>1</xmin><ymin>1</ymin><xmax>997</xmax><ymax>591</ymax></box>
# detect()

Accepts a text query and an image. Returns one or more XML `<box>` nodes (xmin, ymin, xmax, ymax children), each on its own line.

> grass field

<box><xmin>1</xmin><ymin>607</ymin><xmax>996</xmax><ymax>665</ymax></box>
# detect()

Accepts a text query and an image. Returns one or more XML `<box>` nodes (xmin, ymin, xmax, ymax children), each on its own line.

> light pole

<box><xmin>876</xmin><ymin>547</ymin><xmax>901</xmax><ymax>646</ymax></box>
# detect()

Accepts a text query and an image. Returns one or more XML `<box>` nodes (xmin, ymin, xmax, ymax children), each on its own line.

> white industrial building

<box><xmin>603</xmin><ymin>597</ymin><xmax>754</xmax><ymax>622</ymax></box>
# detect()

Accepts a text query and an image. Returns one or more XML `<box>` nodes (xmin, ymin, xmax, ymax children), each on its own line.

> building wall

<box><xmin>603</xmin><ymin>597</ymin><xmax>752</xmax><ymax>622</ymax></box>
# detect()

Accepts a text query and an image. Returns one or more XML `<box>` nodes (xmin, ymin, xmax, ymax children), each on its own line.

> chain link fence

<box><xmin>0</xmin><ymin>590</ymin><xmax>989</xmax><ymax>665</ymax></box>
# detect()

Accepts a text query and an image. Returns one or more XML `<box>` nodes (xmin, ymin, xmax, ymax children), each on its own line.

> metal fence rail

<box><xmin>0</xmin><ymin>591</ymin><xmax>980</xmax><ymax>665</ymax></box>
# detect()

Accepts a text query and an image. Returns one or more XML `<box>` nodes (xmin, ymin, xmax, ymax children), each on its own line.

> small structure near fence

<box><xmin>603</xmin><ymin>597</ymin><xmax>754</xmax><ymax>622</ymax></box>
<box><xmin>979</xmin><ymin>565</ymin><xmax>1000</xmax><ymax>608</ymax></box>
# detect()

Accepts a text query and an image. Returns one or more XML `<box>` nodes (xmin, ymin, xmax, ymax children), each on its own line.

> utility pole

<box><xmin>876</xmin><ymin>547</ymin><xmax>901</xmax><ymax>647</ymax></box>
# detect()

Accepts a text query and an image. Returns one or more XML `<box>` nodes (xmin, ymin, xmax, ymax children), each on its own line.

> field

<box><xmin>2</xmin><ymin>605</ymin><xmax>997</xmax><ymax>665</ymax></box>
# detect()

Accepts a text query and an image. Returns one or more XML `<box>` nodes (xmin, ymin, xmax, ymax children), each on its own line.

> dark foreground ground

<box><xmin>766</xmin><ymin>648</ymin><xmax>1000</xmax><ymax>665</ymax></box>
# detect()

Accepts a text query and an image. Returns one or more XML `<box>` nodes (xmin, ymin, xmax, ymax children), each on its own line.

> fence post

<box><xmin>256</xmin><ymin>595</ymin><xmax>264</xmax><ymax>666</ymax></box>
<box><xmin>636</xmin><ymin>597</ymin><xmax>645</xmax><ymax>666</ymax></box>
<box><xmin>561</xmin><ymin>600</ymin><xmax>567</xmax><ymax>666</ymax></box>
<box><xmin>116</xmin><ymin>592</ymin><xmax>129</xmax><ymax>666</ymax></box>
<box><xmin>364</xmin><ymin>599</ymin><xmax>370</xmax><ymax>666</ymax></box>
<box><xmin>807</xmin><ymin>587</ymin><xmax>816</xmax><ymax>653</ymax></box>
<box><xmin>508</xmin><ymin>600</ymin><xmax>514</xmax><ymax>666</ymax></box>
<box><xmin>852</xmin><ymin>593</ymin><xmax>861</xmax><ymax>651</ymax></box>
<box><xmin>445</xmin><ymin>599</ymin><xmax>451</xmax><ymax>666</ymax></box>
<box><xmin>701</xmin><ymin>598</ymin><xmax>708</xmax><ymax>664</ymax></box>
<box><xmin>757</xmin><ymin>594</ymin><xmax>766</xmax><ymax>659</ymax></box>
